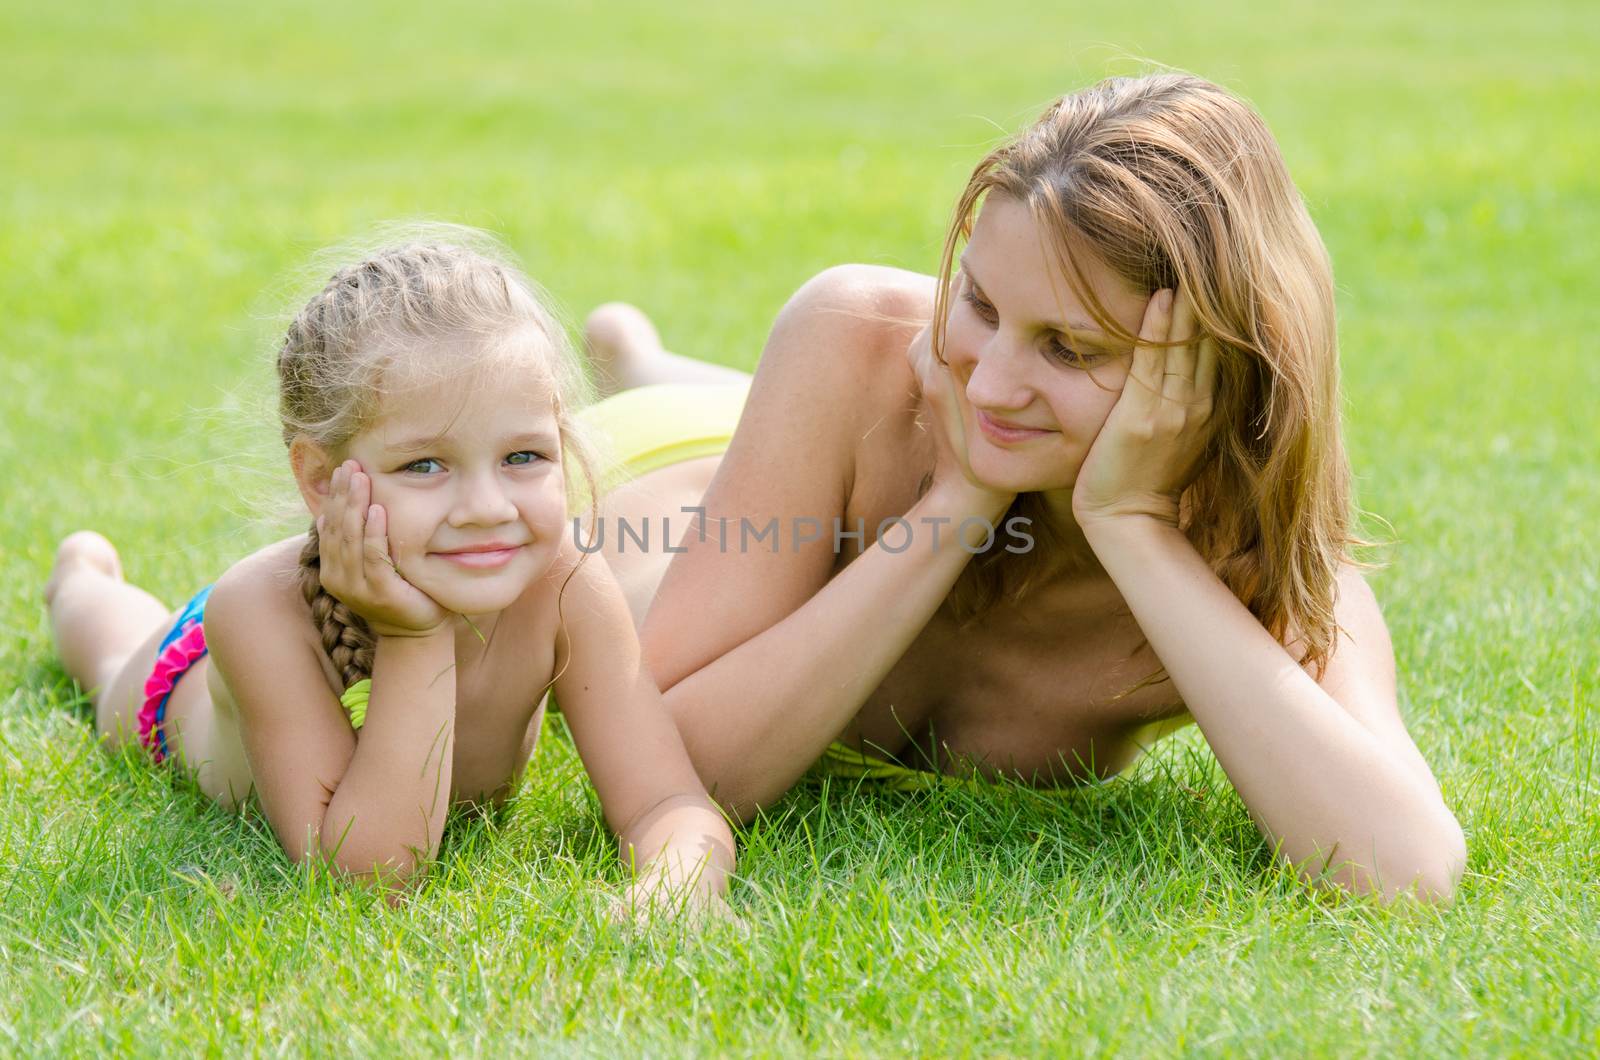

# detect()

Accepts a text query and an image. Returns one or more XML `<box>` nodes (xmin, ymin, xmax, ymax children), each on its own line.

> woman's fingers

<box><xmin>1126</xmin><ymin>289</ymin><xmax>1174</xmax><ymax>410</ymax></box>
<box><xmin>1162</xmin><ymin>290</ymin><xmax>1199</xmax><ymax>403</ymax></box>
<box><xmin>1195</xmin><ymin>335</ymin><xmax>1220</xmax><ymax>404</ymax></box>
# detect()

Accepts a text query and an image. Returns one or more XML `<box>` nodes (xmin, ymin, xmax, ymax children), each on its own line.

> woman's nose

<box><xmin>962</xmin><ymin>335</ymin><xmax>1031</xmax><ymax>411</ymax></box>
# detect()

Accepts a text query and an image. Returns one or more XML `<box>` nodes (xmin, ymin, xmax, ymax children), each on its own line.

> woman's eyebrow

<box><xmin>959</xmin><ymin>255</ymin><xmax>1103</xmax><ymax>336</ymax></box>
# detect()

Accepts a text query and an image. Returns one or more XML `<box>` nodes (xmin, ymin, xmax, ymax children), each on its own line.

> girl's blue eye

<box><xmin>505</xmin><ymin>450</ymin><xmax>546</xmax><ymax>466</ymax></box>
<box><xmin>403</xmin><ymin>458</ymin><xmax>444</xmax><ymax>474</ymax></box>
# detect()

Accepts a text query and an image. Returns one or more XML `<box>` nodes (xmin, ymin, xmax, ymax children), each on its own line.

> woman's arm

<box><xmin>1085</xmin><ymin>520</ymin><xmax>1464</xmax><ymax>901</ymax></box>
<box><xmin>641</xmin><ymin>266</ymin><xmax>1012</xmax><ymax>822</ymax></box>
<box><xmin>548</xmin><ymin>540</ymin><xmax>734</xmax><ymax>909</ymax></box>
<box><xmin>1074</xmin><ymin>291</ymin><xmax>1465</xmax><ymax>902</ymax></box>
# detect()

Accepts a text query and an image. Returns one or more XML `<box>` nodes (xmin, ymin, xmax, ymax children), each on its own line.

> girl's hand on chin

<box><xmin>318</xmin><ymin>460</ymin><xmax>452</xmax><ymax>638</ymax></box>
<box><xmin>906</xmin><ymin>324</ymin><xmax>1016</xmax><ymax>520</ymax></box>
<box><xmin>1072</xmin><ymin>289</ymin><xmax>1218</xmax><ymax>531</ymax></box>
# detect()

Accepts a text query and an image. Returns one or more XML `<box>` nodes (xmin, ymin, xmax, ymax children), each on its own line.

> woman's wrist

<box><xmin>1079</xmin><ymin>511</ymin><xmax>1192</xmax><ymax>572</ymax></box>
<box><xmin>919</xmin><ymin>478</ymin><xmax>1016</xmax><ymax>540</ymax></box>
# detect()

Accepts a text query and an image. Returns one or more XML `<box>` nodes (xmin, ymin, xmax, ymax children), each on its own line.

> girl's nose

<box><xmin>449</xmin><ymin>470</ymin><xmax>520</xmax><ymax>527</ymax></box>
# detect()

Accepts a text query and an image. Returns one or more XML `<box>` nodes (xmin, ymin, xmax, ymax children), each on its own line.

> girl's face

<box><xmin>339</xmin><ymin>362</ymin><xmax>569</xmax><ymax>618</ymax></box>
<box><xmin>940</xmin><ymin>194</ymin><xmax>1151</xmax><ymax>495</ymax></box>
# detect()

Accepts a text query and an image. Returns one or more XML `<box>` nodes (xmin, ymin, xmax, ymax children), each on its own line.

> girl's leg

<box><xmin>584</xmin><ymin>303</ymin><xmax>752</xmax><ymax>398</ymax></box>
<box><xmin>44</xmin><ymin>531</ymin><xmax>173</xmax><ymax>742</ymax></box>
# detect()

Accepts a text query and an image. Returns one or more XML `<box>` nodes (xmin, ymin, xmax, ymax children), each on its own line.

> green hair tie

<box><xmin>340</xmin><ymin>678</ymin><xmax>371</xmax><ymax>730</ymax></box>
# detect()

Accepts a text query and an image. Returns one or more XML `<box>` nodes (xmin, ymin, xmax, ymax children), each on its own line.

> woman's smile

<box><xmin>975</xmin><ymin>409</ymin><xmax>1057</xmax><ymax>445</ymax></box>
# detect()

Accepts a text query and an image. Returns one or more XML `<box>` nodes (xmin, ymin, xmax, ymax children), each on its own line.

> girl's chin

<box><xmin>421</xmin><ymin>580</ymin><xmax>531</xmax><ymax>618</ymax></box>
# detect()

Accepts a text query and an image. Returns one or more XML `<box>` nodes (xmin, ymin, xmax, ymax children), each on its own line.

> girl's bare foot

<box><xmin>44</xmin><ymin>530</ymin><xmax>123</xmax><ymax>605</ymax></box>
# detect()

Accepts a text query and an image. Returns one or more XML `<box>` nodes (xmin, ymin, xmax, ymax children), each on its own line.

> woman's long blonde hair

<box><xmin>277</xmin><ymin>231</ymin><xmax>598</xmax><ymax>688</ymax></box>
<box><xmin>935</xmin><ymin>73</ymin><xmax>1353</xmax><ymax>675</ymax></box>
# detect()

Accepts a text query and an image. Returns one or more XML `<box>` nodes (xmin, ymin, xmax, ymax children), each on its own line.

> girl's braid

<box><xmin>296</xmin><ymin>523</ymin><xmax>376</xmax><ymax>689</ymax></box>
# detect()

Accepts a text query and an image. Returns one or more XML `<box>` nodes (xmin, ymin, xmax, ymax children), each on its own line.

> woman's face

<box><xmin>941</xmin><ymin>194</ymin><xmax>1151</xmax><ymax>495</ymax></box>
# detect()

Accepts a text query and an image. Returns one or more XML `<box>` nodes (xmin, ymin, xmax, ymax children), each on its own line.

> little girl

<box><xmin>43</xmin><ymin>235</ymin><xmax>736</xmax><ymax>905</ymax></box>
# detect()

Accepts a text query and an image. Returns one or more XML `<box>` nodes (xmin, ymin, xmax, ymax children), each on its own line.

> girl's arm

<box><xmin>206</xmin><ymin>464</ymin><xmax>458</xmax><ymax>885</ymax></box>
<box><xmin>641</xmin><ymin>267</ymin><xmax>1013</xmax><ymax>822</ymax></box>
<box><xmin>1073</xmin><ymin>291</ymin><xmax>1465</xmax><ymax>903</ymax></box>
<box><xmin>548</xmin><ymin>539</ymin><xmax>735</xmax><ymax>910</ymax></box>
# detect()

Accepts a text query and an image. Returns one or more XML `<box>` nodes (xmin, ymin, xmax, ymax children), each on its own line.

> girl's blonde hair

<box><xmin>277</xmin><ymin>231</ymin><xmax>597</xmax><ymax>688</ymax></box>
<box><xmin>935</xmin><ymin>72</ymin><xmax>1354</xmax><ymax>676</ymax></box>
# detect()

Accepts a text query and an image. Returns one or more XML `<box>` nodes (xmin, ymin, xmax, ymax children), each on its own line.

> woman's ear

<box><xmin>289</xmin><ymin>436</ymin><xmax>335</xmax><ymax>518</ymax></box>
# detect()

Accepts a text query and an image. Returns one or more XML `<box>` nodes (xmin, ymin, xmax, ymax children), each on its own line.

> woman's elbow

<box><xmin>1410</xmin><ymin>813</ymin><xmax>1468</xmax><ymax>905</ymax></box>
<box><xmin>1315</xmin><ymin>814</ymin><xmax>1467</xmax><ymax>906</ymax></box>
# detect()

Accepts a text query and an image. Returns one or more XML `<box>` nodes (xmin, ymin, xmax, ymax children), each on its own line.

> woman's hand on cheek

<box><xmin>1071</xmin><ymin>289</ymin><xmax>1218</xmax><ymax>530</ymax></box>
<box><xmin>906</xmin><ymin>324</ymin><xmax>1016</xmax><ymax>520</ymax></box>
<box><xmin>318</xmin><ymin>460</ymin><xmax>452</xmax><ymax>638</ymax></box>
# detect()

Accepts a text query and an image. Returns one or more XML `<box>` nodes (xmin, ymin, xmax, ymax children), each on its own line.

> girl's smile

<box><xmin>429</xmin><ymin>543</ymin><xmax>526</xmax><ymax>569</ymax></box>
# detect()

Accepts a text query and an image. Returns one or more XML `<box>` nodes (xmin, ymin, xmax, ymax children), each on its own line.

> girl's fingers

<box><xmin>318</xmin><ymin>463</ymin><xmax>349</xmax><ymax>580</ymax></box>
<box><xmin>321</xmin><ymin>463</ymin><xmax>347</xmax><ymax>539</ymax></box>
<box><xmin>363</xmin><ymin>502</ymin><xmax>393</xmax><ymax>578</ymax></box>
<box><xmin>1162</xmin><ymin>291</ymin><xmax>1199</xmax><ymax>402</ymax></box>
<box><xmin>1125</xmin><ymin>289</ymin><xmax>1173</xmax><ymax>410</ymax></box>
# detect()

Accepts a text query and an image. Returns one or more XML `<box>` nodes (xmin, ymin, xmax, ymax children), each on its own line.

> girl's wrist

<box><xmin>374</xmin><ymin>624</ymin><xmax>455</xmax><ymax>650</ymax></box>
<box><xmin>371</xmin><ymin>618</ymin><xmax>453</xmax><ymax>641</ymax></box>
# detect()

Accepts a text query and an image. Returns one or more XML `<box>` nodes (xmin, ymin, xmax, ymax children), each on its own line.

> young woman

<box><xmin>582</xmin><ymin>72</ymin><xmax>1464</xmax><ymax>903</ymax></box>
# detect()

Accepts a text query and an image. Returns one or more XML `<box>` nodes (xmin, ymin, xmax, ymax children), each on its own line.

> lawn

<box><xmin>3</xmin><ymin>0</ymin><xmax>1598</xmax><ymax>1054</ymax></box>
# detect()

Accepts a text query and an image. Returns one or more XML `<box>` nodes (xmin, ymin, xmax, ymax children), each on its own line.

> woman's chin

<box><xmin>966</xmin><ymin>449</ymin><xmax>1070</xmax><ymax>496</ymax></box>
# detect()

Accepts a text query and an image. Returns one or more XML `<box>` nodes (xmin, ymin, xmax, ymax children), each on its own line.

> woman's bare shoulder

<box><xmin>781</xmin><ymin>264</ymin><xmax>935</xmax><ymax>353</ymax></box>
<box><xmin>762</xmin><ymin>265</ymin><xmax>935</xmax><ymax>424</ymax></box>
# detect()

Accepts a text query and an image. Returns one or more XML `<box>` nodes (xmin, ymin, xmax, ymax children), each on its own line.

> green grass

<box><xmin>3</xmin><ymin>0</ymin><xmax>1598</xmax><ymax>1053</ymax></box>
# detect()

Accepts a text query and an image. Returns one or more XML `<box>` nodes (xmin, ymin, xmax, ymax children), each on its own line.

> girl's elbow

<box><xmin>306</xmin><ymin>825</ymin><xmax>429</xmax><ymax>890</ymax></box>
<box><xmin>317</xmin><ymin>847</ymin><xmax>425</xmax><ymax>891</ymax></box>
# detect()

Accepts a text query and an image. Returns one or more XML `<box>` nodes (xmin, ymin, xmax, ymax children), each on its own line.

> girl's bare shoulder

<box><xmin>204</xmin><ymin>535</ymin><xmax>346</xmax><ymax>715</ymax></box>
<box><xmin>206</xmin><ymin>535</ymin><xmax>324</xmax><ymax>651</ymax></box>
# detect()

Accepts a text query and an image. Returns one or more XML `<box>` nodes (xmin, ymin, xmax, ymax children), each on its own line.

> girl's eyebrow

<box><xmin>959</xmin><ymin>254</ymin><xmax>1103</xmax><ymax>337</ymax></box>
<box><xmin>386</xmin><ymin>433</ymin><xmax>449</xmax><ymax>454</ymax></box>
<box><xmin>384</xmin><ymin>430</ymin><xmax>558</xmax><ymax>454</ymax></box>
